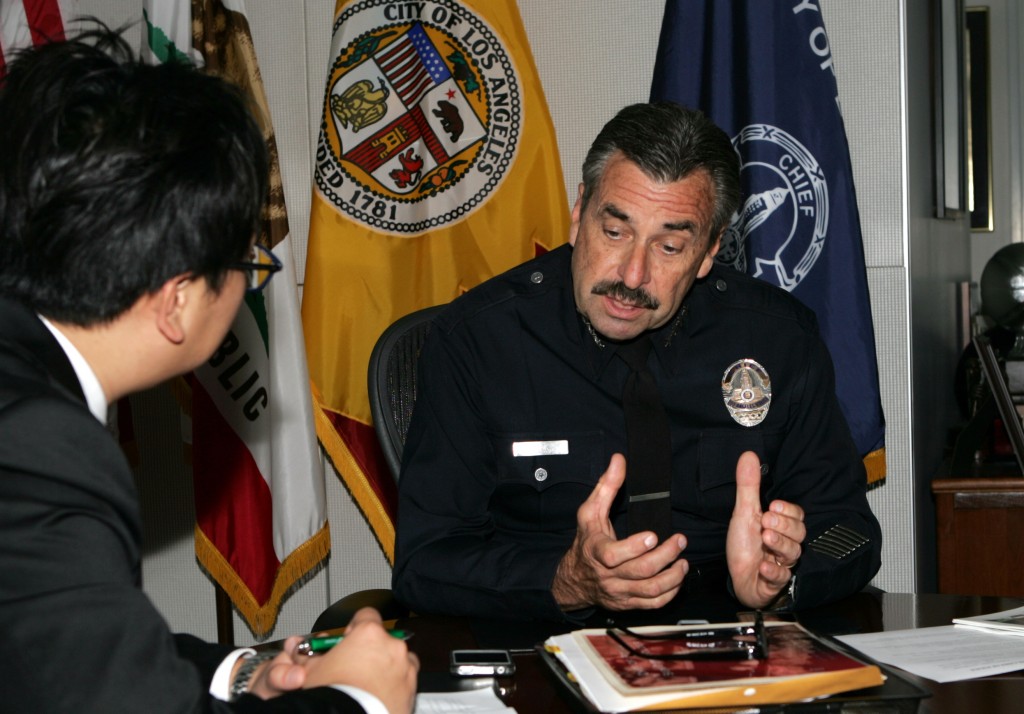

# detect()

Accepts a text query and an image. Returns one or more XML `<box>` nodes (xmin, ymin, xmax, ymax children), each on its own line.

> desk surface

<box><xmin>397</xmin><ymin>592</ymin><xmax>1024</xmax><ymax>714</ymax></box>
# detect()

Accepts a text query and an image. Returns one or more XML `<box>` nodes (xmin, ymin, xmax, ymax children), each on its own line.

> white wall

<box><xmin>821</xmin><ymin>0</ymin><xmax>916</xmax><ymax>596</ymax></box>
<box><xmin>70</xmin><ymin>0</ymin><xmax>979</xmax><ymax>643</ymax></box>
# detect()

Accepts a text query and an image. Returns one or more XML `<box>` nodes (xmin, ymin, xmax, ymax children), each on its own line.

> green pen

<box><xmin>296</xmin><ymin>630</ymin><xmax>410</xmax><ymax>656</ymax></box>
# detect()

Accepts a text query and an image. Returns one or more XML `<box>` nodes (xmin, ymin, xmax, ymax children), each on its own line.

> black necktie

<box><xmin>618</xmin><ymin>338</ymin><xmax>673</xmax><ymax>543</ymax></box>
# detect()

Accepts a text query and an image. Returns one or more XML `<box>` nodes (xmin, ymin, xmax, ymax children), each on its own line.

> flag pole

<box><xmin>215</xmin><ymin>583</ymin><xmax>234</xmax><ymax>646</ymax></box>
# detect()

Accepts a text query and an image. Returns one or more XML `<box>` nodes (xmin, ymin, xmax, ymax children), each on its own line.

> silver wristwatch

<box><xmin>230</xmin><ymin>652</ymin><xmax>276</xmax><ymax>701</ymax></box>
<box><xmin>768</xmin><ymin>573</ymin><xmax>797</xmax><ymax>611</ymax></box>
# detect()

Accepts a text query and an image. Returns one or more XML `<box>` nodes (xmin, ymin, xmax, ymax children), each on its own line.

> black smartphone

<box><xmin>449</xmin><ymin>649</ymin><xmax>516</xmax><ymax>677</ymax></box>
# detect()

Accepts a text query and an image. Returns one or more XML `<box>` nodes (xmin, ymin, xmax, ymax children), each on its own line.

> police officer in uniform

<box><xmin>392</xmin><ymin>102</ymin><xmax>881</xmax><ymax>624</ymax></box>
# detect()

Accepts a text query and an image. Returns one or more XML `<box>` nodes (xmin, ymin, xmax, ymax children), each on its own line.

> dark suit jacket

<box><xmin>0</xmin><ymin>298</ymin><xmax>365</xmax><ymax>713</ymax></box>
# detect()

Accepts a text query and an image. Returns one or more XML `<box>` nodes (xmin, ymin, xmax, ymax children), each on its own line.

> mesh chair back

<box><xmin>367</xmin><ymin>304</ymin><xmax>445</xmax><ymax>482</ymax></box>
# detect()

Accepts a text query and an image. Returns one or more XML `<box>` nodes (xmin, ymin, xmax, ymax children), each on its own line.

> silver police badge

<box><xmin>721</xmin><ymin>359</ymin><xmax>771</xmax><ymax>427</ymax></box>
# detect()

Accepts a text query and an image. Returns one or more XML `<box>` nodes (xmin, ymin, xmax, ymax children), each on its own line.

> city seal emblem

<box><xmin>717</xmin><ymin>124</ymin><xmax>828</xmax><ymax>292</ymax></box>
<box><xmin>721</xmin><ymin>358</ymin><xmax>772</xmax><ymax>427</ymax></box>
<box><xmin>314</xmin><ymin>0</ymin><xmax>523</xmax><ymax>235</ymax></box>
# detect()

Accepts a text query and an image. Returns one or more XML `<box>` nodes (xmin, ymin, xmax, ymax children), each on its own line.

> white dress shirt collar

<box><xmin>38</xmin><ymin>316</ymin><xmax>109</xmax><ymax>424</ymax></box>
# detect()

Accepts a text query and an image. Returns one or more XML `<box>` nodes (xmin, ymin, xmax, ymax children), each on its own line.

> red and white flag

<box><xmin>0</xmin><ymin>0</ymin><xmax>76</xmax><ymax>77</ymax></box>
<box><xmin>144</xmin><ymin>0</ymin><xmax>329</xmax><ymax>637</ymax></box>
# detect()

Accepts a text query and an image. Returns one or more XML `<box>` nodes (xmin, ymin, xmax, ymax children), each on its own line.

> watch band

<box><xmin>768</xmin><ymin>573</ymin><xmax>797</xmax><ymax>611</ymax></box>
<box><xmin>230</xmin><ymin>652</ymin><xmax>276</xmax><ymax>702</ymax></box>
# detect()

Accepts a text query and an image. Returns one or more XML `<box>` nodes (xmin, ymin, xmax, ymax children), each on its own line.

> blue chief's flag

<box><xmin>651</xmin><ymin>0</ymin><xmax>885</xmax><ymax>484</ymax></box>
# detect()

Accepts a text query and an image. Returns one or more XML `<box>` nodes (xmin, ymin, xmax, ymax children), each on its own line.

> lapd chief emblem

<box><xmin>314</xmin><ymin>0</ymin><xmax>523</xmax><ymax>235</ymax></box>
<box><xmin>721</xmin><ymin>358</ymin><xmax>772</xmax><ymax>427</ymax></box>
<box><xmin>716</xmin><ymin>124</ymin><xmax>828</xmax><ymax>292</ymax></box>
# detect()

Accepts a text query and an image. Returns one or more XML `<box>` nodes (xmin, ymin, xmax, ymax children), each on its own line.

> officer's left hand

<box><xmin>726</xmin><ymin>451</ymin><xmax>806</xmax><ymax>608</ymax></box>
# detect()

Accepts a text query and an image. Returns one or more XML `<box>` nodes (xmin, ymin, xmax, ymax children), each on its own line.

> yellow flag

<box><xmin>303</xmin><ymin>0</ymin><xmax>569</xmax><ymax>560</ymax></box>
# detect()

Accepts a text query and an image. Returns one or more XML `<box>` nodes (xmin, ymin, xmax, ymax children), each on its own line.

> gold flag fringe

<box><xmin>864</xmin><ymin>447</ymin><xmax>886</xmax><ymax>488</ymax></box>
<box><xmin>195</xmin><ymin>521</ymin><xmax>331</xmax><ymax>638</ymax></box>
<box><xmin>311</xmin><ymin>380</ymin><xmax>396</xmax><ymax>564</ymax></box>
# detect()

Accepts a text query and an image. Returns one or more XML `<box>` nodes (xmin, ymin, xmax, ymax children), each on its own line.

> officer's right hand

<box><xmin>551</xmin><ymin>453</ymin><xmax>687</xmax><ymax>611</ymax></box>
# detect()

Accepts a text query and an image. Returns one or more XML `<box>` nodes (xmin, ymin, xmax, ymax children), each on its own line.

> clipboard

<box><xmin>536</xmin><ymin>635</ymin><xmax>929</xmax><ymax>713</ymax></box>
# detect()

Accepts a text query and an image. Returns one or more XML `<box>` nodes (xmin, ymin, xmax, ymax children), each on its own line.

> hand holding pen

<box><xmin>292</xmin><ymin>608</ymin><xmax>419</xmax><ymax>714</ymax></box>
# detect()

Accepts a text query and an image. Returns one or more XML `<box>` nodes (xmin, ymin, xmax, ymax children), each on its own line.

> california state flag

<box><xmin>303</xmin><ymin>0</ymin><xmax>569</xmax><ymax>560</ymax></box>
<box><xmin>145</xmin><ymin>0</ymin><xmax>329</xmax><ymax>637</ymax></box>
<box><xmin>0</xmin><ymin>0</ymin><xmax>77</xmax><ymax>76</ymax></box>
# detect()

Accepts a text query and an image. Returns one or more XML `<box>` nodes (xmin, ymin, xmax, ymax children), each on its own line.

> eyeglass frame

<box><xmin>605</xmin><ymin>611</ymin><xmax>769</xmax><ymax>661</ymax></box>
<box><xmin>231</xmin><ymin>243</ymin><xmax>283</xmax><ymax>293</ymax></box>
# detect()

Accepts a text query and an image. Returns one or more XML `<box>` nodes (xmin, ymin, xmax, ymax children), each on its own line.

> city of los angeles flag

<box><xmin>651</xmin><ymin>0</ymin><xmax>886</xmax><ymax>484</ymax></box>
<box><xmin>145</xmin><ymin>0</ymin><xmax>329</xmax><ymax>636</ymax></box>
<box><xmin>303</xmin><ymin>0</ymin><xmax>569</xmax><ymax>560</ymax></box>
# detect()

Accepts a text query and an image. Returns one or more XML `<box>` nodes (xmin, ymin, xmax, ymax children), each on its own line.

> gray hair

<box><xmin>580</xmin><ymin>102</ymin><xmax>741</xmax><ymax>239</ymax></box>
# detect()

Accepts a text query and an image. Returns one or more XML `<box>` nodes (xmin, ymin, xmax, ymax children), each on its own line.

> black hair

<box><xmin>580</xmin><ymin>102</ymin><xmax>741</xmax><ymax>239</ymax></box>
<box><xmin>0</xmin><ymin>23</ymin><xmax>269</xmax><ymax>325</ymax></box>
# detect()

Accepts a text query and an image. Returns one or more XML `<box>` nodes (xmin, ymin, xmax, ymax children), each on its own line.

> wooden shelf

<box><xmin>933</xmin><ymin>475</ymin><xmax>1024</xmax><ymax>597</ymax></box>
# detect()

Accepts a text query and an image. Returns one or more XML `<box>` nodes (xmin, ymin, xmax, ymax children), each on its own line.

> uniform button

<box><xmin>530</xmin><ymin>271</ymin><xmax>544</xmax><ymax>284</ymax></box>
<box><xmin>760</xmin><ymin>463</ymin><xmax>769</xmax><ymax>475</ymax></box>
<box><xmin>715</xmin><ymin>278</ymin><xmax>728</xmax><ymax>292</ymax></box>
<box><xmin>534</xmin><ymin>467</ymin><xmax>548</xmax><ymax>481</ymax></box>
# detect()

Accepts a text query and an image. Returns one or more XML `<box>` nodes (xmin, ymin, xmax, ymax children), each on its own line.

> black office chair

<box><xmin>367</xmin><ymin>304</ymin><xmax>445</xmax><ymax>482</ymax></box>
<box><xmin>311</xmin><ymin>304</ymin><xmax>444</xmax><ymax>633</ymax></box>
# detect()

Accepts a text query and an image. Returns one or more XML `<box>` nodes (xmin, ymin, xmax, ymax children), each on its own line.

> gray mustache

<box><xmin>591</xmin><ymin>280</ymin><xmax>659</xmax><ymax>310</ymax></box>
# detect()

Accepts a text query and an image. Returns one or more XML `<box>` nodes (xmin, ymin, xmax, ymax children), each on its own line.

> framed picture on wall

<box><xmin>932</xmin><ymin>0</ymin><xmax>966</xmax><ymax>219</ymax></box>
<box><xmin>966</xmin><ymin>6</ymin><xmax>993</xmax><ymax>232</ymax></box>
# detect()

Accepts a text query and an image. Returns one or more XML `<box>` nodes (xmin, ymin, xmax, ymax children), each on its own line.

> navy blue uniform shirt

<box><xmin>393</xmin><ymin>244</ymin><xmax>881</xmax><ymax>623</ymax></box>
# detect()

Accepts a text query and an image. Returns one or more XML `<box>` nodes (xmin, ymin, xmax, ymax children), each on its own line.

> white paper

<box><xmin>837</xmin><ymin>625</ymin><xmax>1024</xmax><ymax>683</ymax></box>
<box><xmin>953</xmin><ymin>604</ymin><xmax>1024</xmax><ymax>635</ymax></box>
<box><xmin>414</xmin><ymin>687</ymin><xmax>516</xmax><ymax>713</ymax></box>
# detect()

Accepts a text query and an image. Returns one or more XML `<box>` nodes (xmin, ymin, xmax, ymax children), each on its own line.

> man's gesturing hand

<box><xmin>726</xmin><ymin>451</ymin><xmax>805</xmax><ymax>609</ymax></box>
<box><xmin>552</xmin><ymin>453</ymin><xmax>687</xmax><ymax>612</ymax></box>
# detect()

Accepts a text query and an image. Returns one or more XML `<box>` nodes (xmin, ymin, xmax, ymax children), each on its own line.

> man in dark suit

<box><xmin>0</xmin><ymin>27</ymin><xmax>417</xmax><ymax>713</ymax></box>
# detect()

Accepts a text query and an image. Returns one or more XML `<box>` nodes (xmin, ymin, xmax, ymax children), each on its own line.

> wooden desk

<box><xmin>932</xmin><ymin>477</ymin><xmax>1024</xmax><ymax>597</ymax></box>
<box><xmin>397</xmin><ymin>592</ymin><xmax>1024</xmax><ymax>713</ymax></box>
